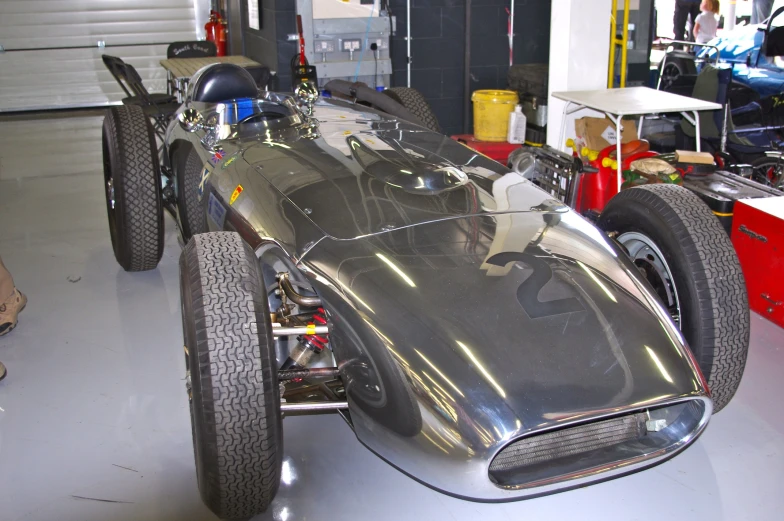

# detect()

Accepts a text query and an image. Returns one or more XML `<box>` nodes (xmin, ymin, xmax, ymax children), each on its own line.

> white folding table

<box><xmin>551</xmin><ymin>87</ymin><xmax>721</xmax><ymax>190</ymax></box>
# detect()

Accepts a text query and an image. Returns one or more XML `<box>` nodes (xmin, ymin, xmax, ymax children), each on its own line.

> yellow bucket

<box><xmin>472</xmin><ymin>90</ymin><xmax>518</xmax><ymax>142</ymax></box>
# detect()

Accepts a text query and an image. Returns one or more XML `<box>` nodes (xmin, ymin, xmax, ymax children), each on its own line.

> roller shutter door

<box><xmin>0</xmin><ymin>0</ymin><xmax>199</xmax><ymax>112</ymax></box>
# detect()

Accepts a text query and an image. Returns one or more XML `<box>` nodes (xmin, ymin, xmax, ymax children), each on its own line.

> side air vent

<box><xmin>489</xmin><ymin>399</ymin><xmax>708</xmax><ymax>489</ymax></box>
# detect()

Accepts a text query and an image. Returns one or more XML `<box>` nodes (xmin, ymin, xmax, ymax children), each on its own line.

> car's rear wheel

<box><xmin>659</xmin><ymin>62</ymin><xmax>683</xmax><ymax>89</ymax></box>
<box><xmin>383</xmin><ymin>87</ymin><xmax>442</xmax><ymax>133</ymax></box>
<box><xmin>172</xmin><ymin>142</ymin><xmax>209</xmax><ymax>240</ymax></box>
<box><xmin>597</xmin><ymin>184</ymin><xmax>749</xmax><ymax>412</ymax></box>
<box><xmin>102</xmin><ymin>105</ymin><xmax>164</xmax><ymax>271</ymax></box>
<box><xmin>180</xmin><ymin>232</ymin><xmax>282</xmax><ymax>520</ymax></box>
<box><xmin>751</xmin><ymin>155</ymin><xmax>784</xmax><ymax>191</ymax></box>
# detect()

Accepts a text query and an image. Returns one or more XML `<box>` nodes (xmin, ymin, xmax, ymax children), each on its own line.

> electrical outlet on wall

<box><xmin>314</xmin><ymin>40</ymin><xmax>336</xmax><ymax>53</ymax></box>
<box><xmin>341</xmin><ymin>39</ymin><xmax>361</xmax><ymax>52</ymax></box>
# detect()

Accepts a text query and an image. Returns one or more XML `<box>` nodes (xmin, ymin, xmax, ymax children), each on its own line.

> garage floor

<box><xmin>1</xmin><ymin>113</ymin><xmax>783</xmax><ymax>521</ymax></box>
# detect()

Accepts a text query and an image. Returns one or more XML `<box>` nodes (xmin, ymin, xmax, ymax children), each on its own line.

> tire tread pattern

<box><xmin>103</xmin><ymin>105</ymin><xmax>163</xmax><ymax>271</ymax></box>
<box><xmin>176</xmin><ymin>144</ymin><xmax>209</xmax><ymax>240</ymax></box>
<box><xmin>182</xmin><ymin>232</ymin><xmax>281</xmax><ymax>520</ymax></box>
<box><xmin>600</xmin><ymin>185</ymin><xmax>749</xmax><ymax>412</ymax></box>
<box><xmin>383</xmin><ymin>87</ymin><xmax>442</xmax><ymax>133</ymax></box>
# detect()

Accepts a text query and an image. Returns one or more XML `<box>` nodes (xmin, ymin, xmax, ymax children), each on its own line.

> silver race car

<box><xmin>101</xmin><ymin>64</ymin><xmax>749</xmax><ymax>520</ymax></box>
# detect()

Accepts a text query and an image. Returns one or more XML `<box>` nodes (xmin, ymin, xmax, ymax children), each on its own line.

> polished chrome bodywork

<box><xmin>165</xmin><ymin>89</ymin><xmax>712</xmax><ymax>501</ymax></box>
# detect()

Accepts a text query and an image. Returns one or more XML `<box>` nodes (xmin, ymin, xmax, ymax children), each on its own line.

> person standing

<box><xmin>694</xmin><ymin>0</ymin><xmax>721</xmax><ymax>44</ymax></box>
<box><xmin>674</xmin><ymin>0</ymin><xmax>703</xmax><ymax>42</ymax></box>
<box><xmin>751</xmin><ymin>0</ymin><xmax>774</xmax><ymax>24</ymax></box>
<box><xmin>0</xmin><ymin>256</ymin><xmax>27</xmax><ymax>381</ymax></box>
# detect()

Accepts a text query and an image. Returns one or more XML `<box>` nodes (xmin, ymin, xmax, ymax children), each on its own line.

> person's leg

<box><xmin>689</xmin><ymin>4</ymin><xmax>701</xmax><ymax>42</ymax></box>
<box><xmin>0</xmin><ymin>256</ymin><xmax>26</xmax><ymax>336</ymax></box>
<box><xmin>752</xmin><ymin>0</ymin><xmax>774</xmax><ymax>25</ymax></box>
<box><xmin>0</xmin><ymin>256</ymin><xmax>13</xmax><ymax>301</ymax></box>
<box><xmin>762</xmin><ymin>0</ymin><xmax>775</xmax><ymax>23</ymax></box>
<box><xmin>674</xmin><ymin>1</ymin><xmax>689</xmax><ymax>40</ymax></box>
<box><xmin>0</xmin><ymin>259</ymin><xmax>11</xmax><ymax>379</ymax></box>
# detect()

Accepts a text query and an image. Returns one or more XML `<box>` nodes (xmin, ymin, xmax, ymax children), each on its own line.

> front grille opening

<box><xmin>531</xmin><ymin>155</ymin><xmax>575</xmax><ymax>202</ymax></box>
<box><xmin>490</xmin><ymin>413</ymin><xmax>646</xmax><ymax>473</ymax></box>
<box><xmin>489</xmin><ymin>399</ymin><xmax>707</xmax><ymax>489</ymax></box>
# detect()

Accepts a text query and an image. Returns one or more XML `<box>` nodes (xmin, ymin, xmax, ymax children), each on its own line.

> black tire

<box><xmin>658</xmin><ymin>52</ymin><xmax>695</xmax><ymax>91</ymax></box>
<box><xmin>180</xmin><ymin>232</ymin><xmax>282</xmax><ymax>520</ymax></box>
<box><xmin>172</xmin><ymin>142</ymin><xmax>209</xmax><ymax>240</ymax></box>
<box><xmin>660</xmin><ymin>62</ymin><xmax>682</xmax><ymax>88</ymax></box>
<box><xmin>597</xmin><ymin>185</ymin><xmax>749</xmax><ymax>412</ymax></box>
<box><xmin>102</xmin><ymin>105</ymin><xmax>164</xmax><ymax>271</ymax></box>
<box><xmin>383</xmin><ymin>87</ymin><xmax>442</xmax><ymax>133</ymax></box>
<box><xmin>751</xmin><ymin>155</ymin><xmax>784</xmax><ymax>191</ymax></box>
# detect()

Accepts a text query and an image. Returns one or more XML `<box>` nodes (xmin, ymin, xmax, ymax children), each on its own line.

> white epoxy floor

<box><xmin>0</xmin><ymin>114</ymin><xmax>782</xmax><ymax>521</ymax></box>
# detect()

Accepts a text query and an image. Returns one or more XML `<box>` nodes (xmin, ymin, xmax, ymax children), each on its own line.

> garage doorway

<box><xmin>0</xmin><ymin>0</ymin><xmax>202</xmax><ymax>112</ymax></box>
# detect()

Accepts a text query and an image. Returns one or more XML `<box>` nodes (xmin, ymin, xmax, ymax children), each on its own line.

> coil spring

<box><xmin>301</xmin><ymin>307</ymin><xmax>329</xmax><ymax>352</ymax></box>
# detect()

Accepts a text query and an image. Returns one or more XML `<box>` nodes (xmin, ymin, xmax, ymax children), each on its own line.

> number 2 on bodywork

<box><xmin>486</xmin><ymin>250</ymin><xmax>584</xmax><ymax>319</ymax></box>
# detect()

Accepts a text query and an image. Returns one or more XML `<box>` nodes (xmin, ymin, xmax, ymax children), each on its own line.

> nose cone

<box><xmin>310</xmin><ymin>207</ymin><xmax>706</xmax><ymax>422</ymax></box>
<box><xmin>304</xmin><ymin>209</ymin><xmax>708</xmax><ymax>498</ymax></box>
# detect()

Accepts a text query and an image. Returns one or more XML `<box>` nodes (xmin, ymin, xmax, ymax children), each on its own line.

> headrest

<box><xmin>189</xmin><ymin>63</ymin><xmax>258</xmax><ymax>103</ymax></box>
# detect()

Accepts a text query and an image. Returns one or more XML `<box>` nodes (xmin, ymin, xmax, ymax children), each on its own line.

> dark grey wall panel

<box><xmin>388</xmin><ymin>0</ymin><xmax>551</xmax><ymax>136</ymax></box>
<box><xmin>240</xmin><ymin>0</ymin><xmax>297</xmax><ymax>90</ymax></box>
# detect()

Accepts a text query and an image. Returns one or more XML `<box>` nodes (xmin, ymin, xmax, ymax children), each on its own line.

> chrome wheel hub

<box><xmin>617</xmin><ymin>232</ymin><xmax>682</xmax><ymax>326</ymax></box>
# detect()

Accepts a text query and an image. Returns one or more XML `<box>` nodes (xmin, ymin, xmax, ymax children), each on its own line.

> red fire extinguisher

<box><xmin>205</xmin><ymin>10</ymin><xmax>227</xmax><ymax>56</ymax></box>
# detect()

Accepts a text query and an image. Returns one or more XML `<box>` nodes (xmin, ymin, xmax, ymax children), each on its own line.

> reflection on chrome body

<box><xmin>294</xmin><ymin>81</ymin><xmax>320</xmax><ymax>116</ymax></box>
<box><xmin>167</xmin><ymin>92</ymin><xmax>711</xmax><ymax>500</ymax></box>
<box><xmin>177</xmin><ymin>107</ymin><xmax>206</xmax><ymax>133</ymax></box>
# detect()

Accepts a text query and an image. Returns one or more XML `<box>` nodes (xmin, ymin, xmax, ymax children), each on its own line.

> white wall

<box><xmin>547</xmin><ymin>0</ymin><xmax>613</xmax><ymax>147</ymax></box>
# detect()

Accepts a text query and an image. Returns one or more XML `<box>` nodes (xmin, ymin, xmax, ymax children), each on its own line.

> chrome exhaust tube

<box><xmin>280</xmin><ymin>401</ymin><xmax>349</xmax><ymax>412</ymax></box>
<box><xmin>277</xmin><ymin>272</ymin><xmax>322</xmax><ymax>307</ymax></box>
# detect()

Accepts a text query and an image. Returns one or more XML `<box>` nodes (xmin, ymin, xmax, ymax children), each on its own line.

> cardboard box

<box><xmin>675</xmin><ymin>150</ymin><xmax>715</xmax><ymax>164</ymax></box>
<box><xmin>575</xmin><ymin>117</ymin><xmax>638</xmax><ymax>151</ymax></box>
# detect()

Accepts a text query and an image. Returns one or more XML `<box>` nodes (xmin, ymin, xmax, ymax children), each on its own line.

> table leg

<box><xmin>605</xmin><ymin>112</ymin><xmax>623</xmax><ymax>193</ymax></box>
<box><xmin>558</xmin><ymin>101</ymin><xmax>572</xmax><ymax>151</ymax></box>
<box><xmin>681</xmin><ymin>111</ymin><xmax>702</xmax><ymax>152</ymax></box>
<box><xmin>638</xmin><ymin>115</ymin><xmax>645</xmax><ymax>139</ymax></box>
<box><xmin>720</xmin><ymin>103</ymin><xmax>729</xmax><ymax>153</ymax></box>
<box><xmin>176</xmin><ymin>78</ymin><xmax>187</xmax><ymax>103</ymax></box>
<box><xmin>558</xmin><ymin>102</ymin><xmax>586</xmax><ymax>152</ymax></box>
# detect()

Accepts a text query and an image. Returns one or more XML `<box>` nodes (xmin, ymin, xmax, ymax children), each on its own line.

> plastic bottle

<box><xmin>507</xmin><ymin>104</ymin><xmax>527</xmax><ymax>144</ymax></box>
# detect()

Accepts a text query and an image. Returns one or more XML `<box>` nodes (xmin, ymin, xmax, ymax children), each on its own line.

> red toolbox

<box><xmin>731</xmin><ymin>197</ymin><xmax>784</xmax><ymax>328</ymax></box>
<box><xmin>451</xmin><ymin>134</ymin><xmax>522</xmax><ymax>165</ymax></box>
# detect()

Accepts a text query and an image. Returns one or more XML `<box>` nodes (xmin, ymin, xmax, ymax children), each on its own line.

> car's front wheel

<box><xmin>171</xmin><ymin>142</ymin><xmax>209</xmax><ymax>241</ymax></box>
<box><xmin>180</xmin><ymin>232</ymin><xmax>282</xmax><ymax>520</ymax></box>
<box><xmin>598</xmin><ymin>185</ymin><xmax>749</xmax><ymax>412</ymax></box>
<box><xmin>102</xmin><ymin>105</ymin><xmax>163</xmax><ymax>271</ymax></box>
